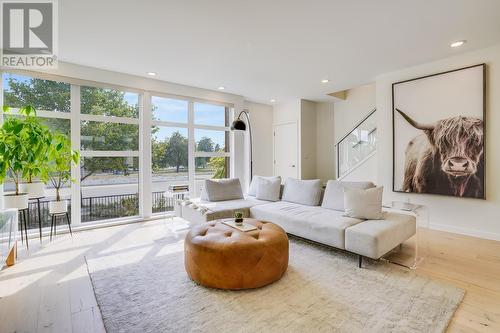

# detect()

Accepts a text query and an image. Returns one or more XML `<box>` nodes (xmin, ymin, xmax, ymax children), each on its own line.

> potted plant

<box><xmin>0</xmin><ymin>106</ymin><xmax>43</xmax><ymax>209</ymax></box>
<box><xmin>16</xmin><ymin>106</ymin><xmax>53</xmax><ymax>199</ymax></box>
<box><xmin>47</xmin><ymin>132</ymin><xmax>79</xmax><ymax>214</ymax></box>
<box><xmin>234</xmin><ymin>211</ymin><xmax>244</xmax><ymax>225</ymax></box>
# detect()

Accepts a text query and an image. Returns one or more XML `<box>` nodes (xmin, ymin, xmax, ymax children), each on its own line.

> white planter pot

<box><xmin>49</xmin><ymin>200</ymin><xmax>68</xmax><ymax>214</ymax></box>
<box><xmin>3</xmin><ymin>193</ymin><xmax>29</xmax><ymax>210</ymax></box>
<box><xmin>20</xmin><ymin>182</ymin><xmax>46</xmax><ymax>199</ymax></box>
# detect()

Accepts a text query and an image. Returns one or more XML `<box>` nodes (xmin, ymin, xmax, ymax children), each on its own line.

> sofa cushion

<box><xmin>322</xmin><ymin>180</ymin><xmax>375</xmax><ymax>211</ymax></box>
<box><xmin>344</xmin><ymin>186</ymin><xmax>384</xmax><ymax>220</ymax></box>
<box><xmin>281</xmin><ymin>178</ymin><xmax>322</xmax><ymax>206</ymax></box>
<box><xmin>204</xmin><ymin>178</ymin><xmax>243</xmax><ymax>202</ymax></box>
<box><xmin>344</xmin><ymin>212</ymin><xmax>416</xmax><ymax>259</ymax></box>
<box><xmin>247</xmin><ymin>176</ymin><xmax>281</xmax><ymax>197</ymax></box>
<box><xmin>183</xmin><ymin>196</ymin><xmax>270</xmax><ymax>223</ymax></box>
<box><xmin>250</xmin><ymin>201</ymin><xmax>363</xmax><ymax>249</ymax></box>
<box><xmin>256</xmin><ymin>177</ymin><xmax>281</xmax><ymax>202</ymax></box>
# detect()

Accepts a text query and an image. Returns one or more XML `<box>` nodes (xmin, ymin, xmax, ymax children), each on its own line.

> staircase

<box><xmin>335</xmin><ymin>109</ymin><xmax>377</xmax><ymax>180</ymax></box>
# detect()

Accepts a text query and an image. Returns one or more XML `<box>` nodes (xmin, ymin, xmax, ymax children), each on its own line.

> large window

<box><xmin>80</xmin><ymin>86</ymin><xmax>140</xmax><ymax>223</ymax></box>
<box><xmin>1</xmin><ymin>71</ymin><xmax>234</xmax><ymax>227</ymax></box>
<box><xmin>151</xmin><ymin>96</ymin><xmax>230</xmax><ymax>213</ymax></box>
<box><xmin>3</xmin><ymin>73</ymin><xmax>70</xmax><ymax>112</ymax></box>
<box><xmin>81</xmin><ymin>157</ymin><xmax>139</xmax><ymax>222</ymax></box>
<box><xmin>2</xmin><ymin>73</ymin><xmax>72</xmax><ymax>230</ymax></box>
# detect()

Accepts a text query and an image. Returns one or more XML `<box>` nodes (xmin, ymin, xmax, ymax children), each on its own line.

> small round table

<box><xmin>185</xmin><ymin>218</ymin><xmax>289</xmax><ymax>290</ymax></box>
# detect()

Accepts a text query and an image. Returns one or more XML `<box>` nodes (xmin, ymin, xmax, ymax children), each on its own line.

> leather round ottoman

<box><xmin>185</xmin><ymin>218</ymin><xmax>289</xmax><ymax>290</ymax></box>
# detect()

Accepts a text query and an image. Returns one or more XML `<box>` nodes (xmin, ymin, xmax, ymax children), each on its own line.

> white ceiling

<box><xmin>59</xmin><ymin>0</ymin><xmax>500</xmax><ymax>104</ymax></box>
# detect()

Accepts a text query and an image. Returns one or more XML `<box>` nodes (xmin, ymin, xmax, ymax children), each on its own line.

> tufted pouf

<box><xmin>184</xmin><ymin>218</ymin><xmax>289</xmax><ymax>290</ymax></box>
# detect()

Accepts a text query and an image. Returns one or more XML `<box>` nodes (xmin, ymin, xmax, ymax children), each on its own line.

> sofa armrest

<box><xmin>344</xmin><ymin>212</ymin><xmax>416</xmax><ymax>259</ymax></box>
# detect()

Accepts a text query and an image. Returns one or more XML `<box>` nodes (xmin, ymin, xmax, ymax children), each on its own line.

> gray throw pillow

<box><xmin>204</xmin><ymin>178</ymin><xmax>244</xmax><ymax>202</ymax></box>
<box><xmin>343</xmin><ymin>186</ymin><xmax>384</xmax><ymax>220</ymax></box>
<box><xmin>321</xmin><ymin>180</ymin><xmax>375</xmax><ymax>211</ymax></box>
<box><xmin>256</xmin><ymin>177</ymin><xmax>281</xmax><ymax>201</ymax></box>
<box><xmin>281</xmin><ymin>178</ymin><xmax>322</xmax><ymax>206</ymax></box>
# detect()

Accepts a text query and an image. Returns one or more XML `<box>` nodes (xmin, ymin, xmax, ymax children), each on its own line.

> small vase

<box><xmin>235</xmin><ymin>218</ymin><xmax>243</xmax><ymax>225</ymax></box>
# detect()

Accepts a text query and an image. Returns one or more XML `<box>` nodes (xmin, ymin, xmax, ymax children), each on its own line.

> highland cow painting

<box><xmin>392</xmin><ymin>64</ymin><xmax>486</xmax><ymax>199</ymax></box>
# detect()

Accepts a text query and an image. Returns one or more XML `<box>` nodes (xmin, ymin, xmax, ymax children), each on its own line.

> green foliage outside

<box><xmin>208</xmin><ymin>156</ymin><xmax>227</xmax><ymax>179</ymax></box>
<box><xmin>4</xmin><ymin>75</ymin><xmax>227</xmax><ymax>181</ymax></box>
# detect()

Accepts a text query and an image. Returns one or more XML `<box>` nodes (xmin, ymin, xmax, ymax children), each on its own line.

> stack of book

<box><xmin>168</xmin><ymin>184</ymin><xmax>189</xmax><ymax>193</ymax></box>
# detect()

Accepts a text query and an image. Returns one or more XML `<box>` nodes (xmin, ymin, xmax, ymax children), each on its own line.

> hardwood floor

<box><xmin>1</xmin><ymin>218</ymin><xmax>499</xmax><ymax>333</ymax></box>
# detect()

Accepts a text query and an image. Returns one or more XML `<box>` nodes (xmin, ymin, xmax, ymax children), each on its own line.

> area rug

<box><xmin>86</xmin><ymin>238</ymin><xmax>464</xmax><ymax>333</ymax></box>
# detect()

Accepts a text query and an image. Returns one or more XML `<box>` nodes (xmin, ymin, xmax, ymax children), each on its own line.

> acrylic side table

<box><xmin>381</xmin><ymin>201</ymin><xmax>429</xmax><ymax>269</ymax></box>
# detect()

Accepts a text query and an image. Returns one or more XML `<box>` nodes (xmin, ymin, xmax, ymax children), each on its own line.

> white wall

<box><xmin>333</xmin><ymin>83</ymin><xmax>376</xmax><ymax>143</ymax></box>
<box><xmin>315</xmin><ymin>102</ymin><xmax>335</xmax><ymax>183</ymax></box>
<box><xmin>376</xmin><ymin>43</ymin><xmax>500</xmax><ymax>241</ymax></box>
<box><xmin>272</xmin><ymin>99</ymin><xmax>335</xmax><ymax>183</ymax></box>
<box><xmin>341</xmin><ymin>153</ymin><xmax>377</xmax><ymax>183</ymax></box>
<box><xmin>244</xmin><ymin>101</ymin><xmax>274</xmax><ymax>177</ymax></box>
<box><xmin>273</xmin><ymin>99</ymin><xmax>301</xmax><ymax>124</ymax></box>
<box><xmin>332</xmin><ymin>83</ymin><xmax>376</xmax><ymax>181</ymax></box>
<box><xmin>273</xmin><ymin>99</ymin><xmax>301</xmax><ymax>178</ymax></box>
<box><xmin>300</xmin><ymin>100</ymin><xmax>317</xmax><ymax>179</ymax></box>
<box><xmin>273</xmin><ymin>99</ymin><xmax>324</xmax><ymax>180</ymax></box>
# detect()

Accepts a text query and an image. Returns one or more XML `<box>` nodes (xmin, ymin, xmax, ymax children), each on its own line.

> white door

<box><xmin>274</xmin><ymin>122</ymin><xmax>298</xmax><ymax>180</ymax></box>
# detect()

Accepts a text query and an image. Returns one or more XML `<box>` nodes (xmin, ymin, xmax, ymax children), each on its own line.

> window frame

<box><xmin>1</xmin><ymin>69</ymin><xmax>235</xmax><ymax>227</ymax></box>
<box><xmin>78</xmin><ymin>85</ymin><xmax>141</xmax><ymax>223</ymax></box>
<box><xmin>150</xmin><ymin>92</ymin><xmax>231</xmax><ymax>213</ymax></box>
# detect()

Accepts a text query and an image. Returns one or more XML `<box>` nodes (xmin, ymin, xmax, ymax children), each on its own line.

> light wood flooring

<box><xmin>0</xmin><ymin>218</ymin><xmax>499</xmax><ymax>333</ymax></box>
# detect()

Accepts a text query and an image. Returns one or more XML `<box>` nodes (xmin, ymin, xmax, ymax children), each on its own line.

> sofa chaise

<box><xmin>176</xmin><ymin>178</ymin><xmax>416</xmax><ymax>267</ymax></box>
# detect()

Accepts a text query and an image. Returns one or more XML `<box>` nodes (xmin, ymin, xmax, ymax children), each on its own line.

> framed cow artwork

<box><xmin>392</xmin><ymin>64</ymin><xmax>486</xmax><ymax>199</ymax></box>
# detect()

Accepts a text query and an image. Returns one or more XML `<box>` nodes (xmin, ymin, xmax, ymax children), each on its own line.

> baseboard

<box><xmin>429</xmin><ymin>223</ymin><xmax>500</xmax><ymax>241</ymax></box>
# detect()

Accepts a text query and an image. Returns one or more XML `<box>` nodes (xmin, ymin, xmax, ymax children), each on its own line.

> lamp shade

<box><xmin>230</xmin><ymin>118</ymin><xmax>247</xmax><ymax>131</ymax></box>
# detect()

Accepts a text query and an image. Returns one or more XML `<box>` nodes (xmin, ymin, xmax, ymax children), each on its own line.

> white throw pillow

<box><xmin>247</xmin><ymin>176</ymin><xmax>281</xmax><ymax>196</ymax></box>
<box><xmin>281</xmin><ymin>178</ymin><xmax>322</xmax><ymax>206</ymax></box>
<box><xmin>247</xmin><ymin>176</ymin><xmax>261</xmax><ymax>196</ymax></box>
<box><xmin>256</xmin><ymin>177</ymin><xmax>281</xmax><ymax>201</ymax></box>
<box><xmin>322</xmin><ymin>180</ymin><xmax>375</xmax><ymax>211</ymax></box>
<box><xmin>343</xmin><ymin>186</ymin><xmax>384</xmax><ymax>220</ymax></box>
<box><xmin>204</xmin><ymin>178</ymin><xmax>244</xmax><ymax>202</ymax></box>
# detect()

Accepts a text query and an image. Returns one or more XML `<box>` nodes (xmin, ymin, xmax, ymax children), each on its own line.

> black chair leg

<box><xmin>37</xmin><ymin>198</ymin><xmax>43</xmax><ymax>243</ymax></box>
<box><xmin>50</xmin><ymin>215</ymin><xmax>54</xmax><ymax>241</ymax></box>
<box><xmin>66</xmin><ymin>213</ymin><xmax>72</xmax><ymax>237</ymax></box>
<box><xmin>19</xmin><ymin>211</ymin><xmax>24</xmax><ymax>245</ymax></box>
<box><xmin>358</xmin><ymin>255</ymin><xmax>363</xmax><ymax>268</ymax></box>
<box><xmin>23</xmin><ymin>209</ymin><xmax>29</xmax><ymax>250</ymax></box>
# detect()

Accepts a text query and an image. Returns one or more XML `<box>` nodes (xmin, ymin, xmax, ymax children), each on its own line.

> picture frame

<box><xmin>392</xmin><ymin>64</ymin><xmax>486</xmax><ymax>199</ymax></box>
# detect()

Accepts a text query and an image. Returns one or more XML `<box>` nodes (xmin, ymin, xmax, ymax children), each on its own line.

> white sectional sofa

<box><xmin>176</xmin><ymin>178</ymin><xmax>416</xmax><ymax>267</ymax></box>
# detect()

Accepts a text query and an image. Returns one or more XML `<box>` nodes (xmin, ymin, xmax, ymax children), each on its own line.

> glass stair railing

<box><xmin>335</xmin><ymin>109</ymin><xmax>377</xmax><ymax>179</ymax></box>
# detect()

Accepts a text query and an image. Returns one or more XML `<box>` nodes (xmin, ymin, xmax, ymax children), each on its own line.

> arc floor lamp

<box><xmin>231</xmin><ymin>110</ymin><xmax>253</xmax><ymax>180</ymax></box>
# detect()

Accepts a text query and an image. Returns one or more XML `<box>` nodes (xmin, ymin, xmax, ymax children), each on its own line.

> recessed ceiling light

<box><xmin>321</xmin><ymin>79</ymin><xmax>330</xmax><ymax>83</ymax></box>
<box><xmin>147</xmin><ymin>72</ymin><xmax>157</xmax><ymax>76</ymax></box>
<box><xmin>270</xmin><ymin>99</ymin><xmax>276</xmax><ymax>103</ymax></box>
<box><xmin>218</xmin><ymin>86</ymin><xmax>225</xmax><ymax>90</ymax></box>
<box><xmin>450</xmin><ymin>40</ymin><xmax>466</xmax><ymax>48</ymax></box>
